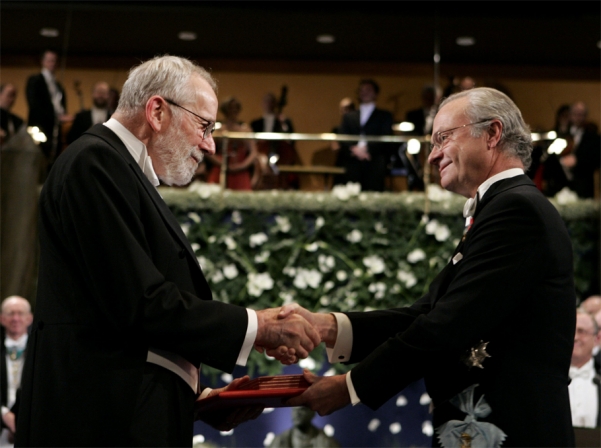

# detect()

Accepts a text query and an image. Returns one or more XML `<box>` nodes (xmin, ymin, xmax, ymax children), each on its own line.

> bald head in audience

<box><xmin>581</xmin><ymin>296</ymin><xmax>601</xmax><ymax>316</ymax></box>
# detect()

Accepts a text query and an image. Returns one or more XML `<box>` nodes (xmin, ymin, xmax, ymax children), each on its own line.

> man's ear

<box><xmin>146</xmin><ymin>96</ymin><xmax>167</xmax><ymax>132</ymax></box>
<box><xmin>486</xmin><ymin>119</ymin><xmax>503</xmax><ymax>149</ymax></box>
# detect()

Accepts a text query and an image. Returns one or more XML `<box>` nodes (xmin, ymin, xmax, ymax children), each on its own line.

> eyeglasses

<box><xmin>576</xmin><ymin>328</ymin><xmax>599</xmax><ymax>337</ymax></box>
<box><xmin>430</xmin><ymin>119</ymin><xmax>493</xmax><ymax>152</ymax></box>
<box><xmin>164</xmin><ymin>98</ymin><xmax>215</xmax><ymax>139</ymax></box>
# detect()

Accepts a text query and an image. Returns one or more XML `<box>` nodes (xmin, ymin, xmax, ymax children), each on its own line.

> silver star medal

<box><xmin>462</xmin><ymin>341</ymin><xmax>491</xmax><ymax>369</ymax></box>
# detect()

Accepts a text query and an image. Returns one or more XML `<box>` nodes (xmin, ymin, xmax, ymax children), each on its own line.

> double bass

<box><xmin>256</xmin><ymin>86</ymin><xmax>300</xmax><ymax>189</ymax></box>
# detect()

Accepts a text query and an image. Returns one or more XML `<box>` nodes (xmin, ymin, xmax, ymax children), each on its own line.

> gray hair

<box><xmin>116</xmin><ymin>55</ymin><xmax>217</xmax><ymax>118</ymax></box>
<box><xmin>439</xmin><ymin>87</ymin><xmax>533</xmax><ymax>170</ymax></box>
<box><xmin>577</xmin><ymin>308</ymin><xmax>600</xmax><ymax>335</ymax></box>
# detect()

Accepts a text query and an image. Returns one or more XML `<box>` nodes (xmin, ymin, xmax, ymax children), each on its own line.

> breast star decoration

<box><xmin>462</xmin><ymin>340</ymin><xmax>491</xmax><ymax>369</ymax></box>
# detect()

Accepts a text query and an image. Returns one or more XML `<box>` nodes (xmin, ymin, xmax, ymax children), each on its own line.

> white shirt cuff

<box><xmin>198</xmin><ymin>387</ymin><xmax>213</xmax><ymax>400</ymax></box>
<box><xmin>236</xmin><ymin>308</ymin><xmax>257</xmax><ymax>366</ymax></box>
<box><xmin>1</xmin><ymin>406</ymin><xmax>9</xmax><ymax>416</ymax></box>
<box><xmin>346</xmin><ymin>371</ymin><xmax>361</xmax><ymax>405</ymax></box>
<box><xmin>326</xmin><ymin>312</ymin><xmax>352</xmax><ymax>363</ymax></box>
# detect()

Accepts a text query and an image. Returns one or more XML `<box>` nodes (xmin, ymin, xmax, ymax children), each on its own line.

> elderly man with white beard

<box><xmin>16</xmin><ymin>55</ymin><xmax>319</xmax><ymax>447</ymax></box>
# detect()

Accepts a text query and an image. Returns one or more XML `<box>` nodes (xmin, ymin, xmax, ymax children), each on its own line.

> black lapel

<box><xmin>84</xmin><ymin>124</ymin><xmax>200</xmax><ymax>264</ymax></box>
<box><xmin>474</xmin><ymin>175</ymin><xmax>536</xmax><ymax>218</ymax></box>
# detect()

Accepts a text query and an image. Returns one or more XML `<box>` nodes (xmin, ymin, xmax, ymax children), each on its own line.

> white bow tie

<box><xmin>570</xmin><ymin>366</ymin><xmax>593</xmax><ymax>381</ymax></box>
<box><xmin>463</xmin><ymin>193</ymin><xmax>480</xmax><ymax>218</ymax></box>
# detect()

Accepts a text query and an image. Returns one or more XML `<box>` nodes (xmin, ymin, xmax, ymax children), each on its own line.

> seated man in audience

<box><xmin>0</xmin><ymin>84</ymin><xmax>24</xmax><ymax>146</ymax></box>
<box><xmin>1</xmin><ymin>296</ymin><xmax>33</xmax><ymax>447</ymax></box>
<box><xmin>569</xmin><ymin>309</ymin><xmax>600</xmax><ymax>428</ymax></box>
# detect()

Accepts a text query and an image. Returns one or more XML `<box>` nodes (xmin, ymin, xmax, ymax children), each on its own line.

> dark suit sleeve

<box><xmin>50</xmin><ymin>142</ymin><xmax>247</xmax><ymax>370</ymax></box>
<box><xmin>348</xmin><ymin>188</ymin><xmax>572</xmax><ymax>409</ymax></box>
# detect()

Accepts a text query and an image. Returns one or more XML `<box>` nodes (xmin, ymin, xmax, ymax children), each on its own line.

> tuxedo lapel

<box><xmin>86</xmin><ymin>125</ymin><xmax>199</xmax><ymax>265</ymax></box>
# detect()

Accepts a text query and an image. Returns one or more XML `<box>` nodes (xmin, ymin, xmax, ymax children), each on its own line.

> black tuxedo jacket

<box><xmin>346</xmin><ymin>176</ymin><xmax>576</xmax><ymax>447</ymax></box>
<box><xmin>66</xmin><ymin>109</ymin><xmax>110</xmax><ymax>145</ymax></box>
<box><xmin>337</xmin><ymin>108</ymin><xmax>394</xmax><ymax>191</ymax></box>
<box><xmin>25</xmin><ymin>73</ymin><xmax>66</xmax><ymax>142</ymax></box>
<box><xmin>16</xmin><ymin>124</ymin><xmax>249</xmax><ymax>446</ymax></box>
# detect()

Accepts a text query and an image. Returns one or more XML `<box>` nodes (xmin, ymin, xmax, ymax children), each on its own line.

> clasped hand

<box><xmin>254</xmin><ymin>306</ymin><xmax>320</xmax><ymax>364</ymax></box>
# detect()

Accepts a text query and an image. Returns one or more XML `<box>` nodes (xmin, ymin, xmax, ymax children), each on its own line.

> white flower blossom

<box><xmin>223</xmin><ymin>236</ymin><xmax>237</xmax><ymax>250</ymax></box>
<box><xmin>279</xmin><ymin>291</ymin><xmax>294</xmax><ymax>305</ymax></box>
<box><xmin>222</xmin><ymin>264</ymin><xmax>239</xmax><ymax>279</ymax></box>
<box><xmin>318</xmin><ymin>254</ymin><xmax>335</xmax><ymax>272</ymax></box>
<box><xmin>249</xmin><ymin>232</ymin><xmax>268</xmax><ymax>247</ymax></box>
<box><xmin>299</xmin><ymin>357</ymin><xmax>316</xmax><ymax>370</ymax></box>
<box><xmin>427</xmin><ymin>184</ymin><xmax>454</xmax><ymax>202</ymax></box>
<box><xmin>374</xmin><ymin>222</ymin><xmax>388</xmax><ymax>234</ymax></box>
<box><xmin>315</xmin><ymin>216</ymin><xmax>325</xmax><ymax>229</ymax></box>
<box><xmin>391</xmin><ymin>284</ymin><xmax>401</xmax><ymax>293</ymax></box>
<box><xmin>368</xmin><ymin>282</ymin><xmax>387</xmax><ymax>299</ymax></box>
<box><xmin>434</xmin><ymin>224</ymin><xmax>450</xmax><ymax>242</ymax></box>
<box><xmin>208</xmin><ymin>235</ymin><xmax>217</xmax><ymax>244</ymax></box>
<box><xmin>407</xmin><ymin>248</ymin><xmax>426</xmax><ymax>263</ymax></box>
<box><xmin>345</xmin><ymin>296</ymin><xmax>357</xmax><ymax>308</ymax></box>
<box><xmin>255</xmin><ymin>251</ymin><xmax>270</xmax><ymax>263</ymax></box>
<box><xmin>211</xmin><ymin>270</ymin><xmax>224</xmax><ymax>283</ymax></box>
<box><xmin>425</xmin><ymin>219</ymin><xmax>439</xmax><ymax>235</ymax></box>
<box><xmin>346</xmin><ymin>229</ymin><xmax>362</xmax><ymax>243</ymax></box>
<box><xmin>368</xmin><ymin>419</ymin><xmax>381</xmax><ymax>432</ymax></box>
<box><xmin>187</xmin><ymin>212</ymin><xmax>201</xmax><ymax>223</ymax></box>
<box><xmin>231</xmin><ymin>210</ymin><xmax>242</xmax><ymax>224</ymax></box>
<box><xmin>180</xmin><ymin>223</ymin><xmax>190</xmax><ymax>236</ymax></box>
<box><xmin>188</xmin><ymin>181</ymin><xmax>222</xmax><ymax>199</ymax></box>
<box><xmin>363</xmin><ymin>255</ymin><xmax>385</xmax><ymax>274</ymax></box>
<box><xmin>397</xmin><ymin>270</ymin><xmax>417</xmax><ymax>288</ymax></box>
<box><xmin>353</xmin><ymin>268</ymin><xmax>363</xmax><ymax>277</ymax></box>
<box><xmin>323</xmin><ymin>280</ymin><xmax>335</xmax><ymax>292</ymax></box>
<box><xmin>336</xmin><ymin>270</ymin><xmax>348</xmax><ymax>282</ymax></box>
<box><xmin>247</xmin><ymin>272</ymin><xmax>274</xmax><ymax>297</ymax></box>
<box><xmin>293</xmin><ymin>268</ymin><xmax>322</xmax><ymax>289</ymax></box>
<box><xmin>283</xmin><ymin>267</ymin><xmax>297</xmax><ymax>277</ymax></box>
<box><xmin>305</xmin><ymin>242</ymin><xmax>319</xmax><ymax>252</ymax></box>
<box><xmin>197</xmin><ymin>256</ymin><xmax>208</xmax><ymax>270</ymax></box>
<box><xmin>275</xmin><ymin>215</ymin><xmax>291</xmax><ymax>233</ymax></box>
<box><xmin>320</xmin><ymin>296</ymin><xmax>331</xmax><ymax>306</ymax></box>
<box><xmin>191</xmin><ymin>243</ymin><xmax>200</xmax><ymax>252</ymax></box>
<box><xmin>555</xmin><ymin>187</ymin><xmax>579</xmax><ymax>204</ymax></box>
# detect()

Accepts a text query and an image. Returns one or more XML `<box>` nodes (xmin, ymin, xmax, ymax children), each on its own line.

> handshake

<box><xmin>202</xmin><ymin>304</ymin><xmax>349</xmax><ymax>430</ymax></box>
<box><xmin>254</xmin><ymin>304</ymin><xmax>337</xmax><ymax>365</ymax></box>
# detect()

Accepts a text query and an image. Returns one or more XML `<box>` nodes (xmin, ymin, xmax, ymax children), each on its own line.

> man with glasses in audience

<box><xmin>281</xmin><ymin>87</ymin><xmax>576</xmax><ymax>447</ymax></box>
<box><xmin>16</xmin><ymin>55</ymin><xmax>320</xmax><ymax>447</ymax></box>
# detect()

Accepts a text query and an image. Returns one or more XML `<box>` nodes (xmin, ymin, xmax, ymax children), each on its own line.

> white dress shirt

<box><xmin>568</xmin><ymin>358</ymin><xmax>598</xmax><ymax>428</ymax></box>
<box><xmin>103</xmin><ymin>118</ymin><xmax>258</xmax><ymax>393</ymax></box>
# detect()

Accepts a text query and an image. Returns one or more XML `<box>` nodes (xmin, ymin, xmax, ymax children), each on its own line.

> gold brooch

<box><xmin>462</xmin><ymin>341</ymin><xmax>491</xmax><ymax>369</ymax></box>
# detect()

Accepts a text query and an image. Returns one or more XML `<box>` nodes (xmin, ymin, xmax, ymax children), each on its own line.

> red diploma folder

<box><xmin>194</xmin><ymin>374</ymin><xmax>309</xmax><ymax>420</ymax></box>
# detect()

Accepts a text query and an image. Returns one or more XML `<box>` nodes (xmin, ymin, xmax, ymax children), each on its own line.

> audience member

<box><xmin>206</xmin><ymin>97</ymin><xmax>258</xmax><ymax>190</ymax></box>
<box><xmin>0</xmin><ymin>84</ymin><xmax>24</xmax><ymax>146</ymax></box>
<box><xmin>582</xmin><ymin>296</ymin><xmax>601</xmax><ymax>316</ymax></box>
<box><xmin>336</xmin><ymin>79</ymin><xmax>394</xmax><ymax>191</ymax></box>
<box><xmin>269</xmin><ymin>407</ymin><xmax>340</xmax><ymax>448</ymax></box>
<box><xmin>284</xmin><ymin>87</ymin><xmax>577</xmax><ymax>447</ymax></box>
<box><xmin>559</xmin><ymin>101</ymin><xmax>601</xmax><ymax>198</ymax></box>
<box><xmin>1</xmin><ymin>296</ymin><xmax>33</xmax><ymax>447</ymax></box>
<box><xmin>554</xmin><ymin>104</ymin><xmax>572</xmax><ymax>137</ymax></box>
<box><xmin>66</xmin><ymin>81</ymin><xmax>111</xmax><ymax>145</ymax></box>
<box><xmin>25</xmin><ymin>50</ymin><xmax>71</xmax><ymax>164</ymax></box>
<box><xmin>569</xmin><ymin>309</ymin><xmax>600</xmax><ymax>428</ymax></box>
<box><xmin>15</xmin><ymin>55</ymin><xmax>319</xmax><ymax>447</ymax></box>
<box><xmin>331</xmin><ymin>97</ymin><xmax>355</xmax><ymax>151</ymax></box>
<box><xmin>459</xmin><ymin>76</ymin><xmax>476</xmax><ymax>91</ymax></box>
<box><xmin>405</xmin><ymin>85</ymin><xmax>439</xmax><ymax>136</ymax></box>
<box><xmin>251</xmin><ymin>92</ymin><xmax>298</xmax><ymax>189</ymax></box>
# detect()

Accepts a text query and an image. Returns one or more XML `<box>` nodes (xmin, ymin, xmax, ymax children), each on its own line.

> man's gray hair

<box><xmin>439</xmin><ymin>87</ymin><xmax>533</xmax><ymax>170</ymax></box>
<box><xmin>116</xmin><ymin>55</ymin><xmax>217</xmax><ymax>118</ymax></box>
